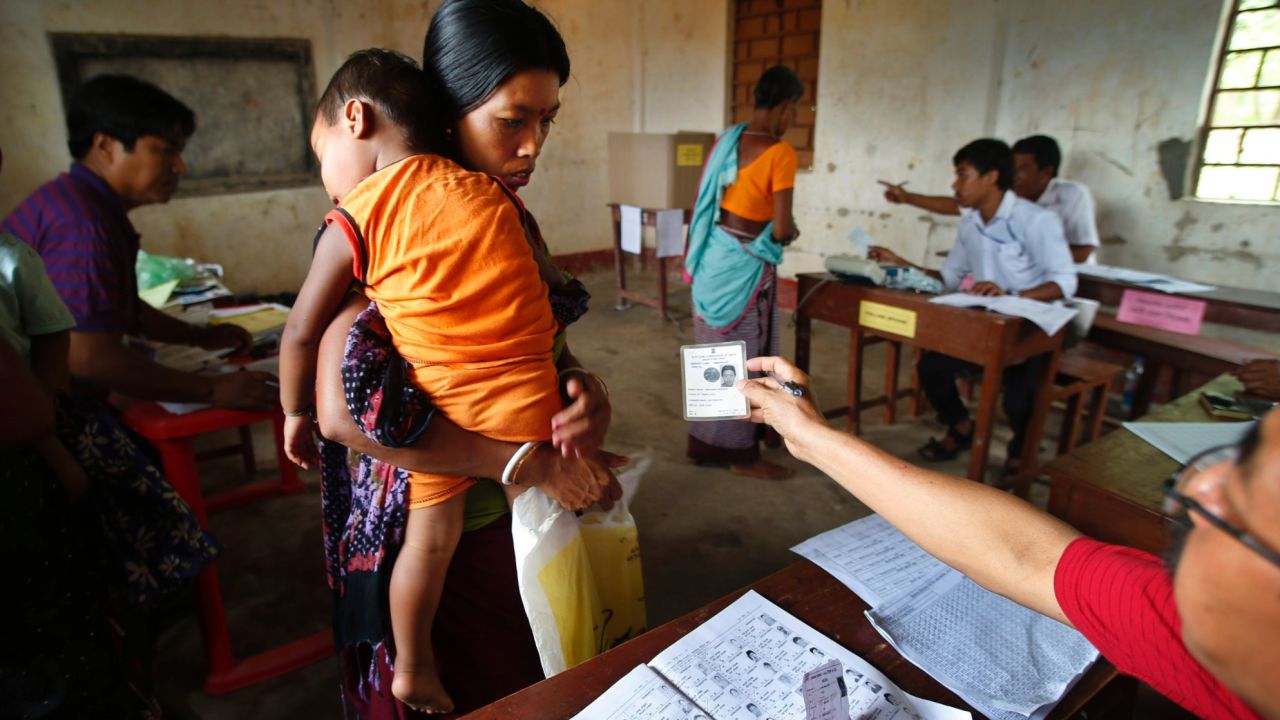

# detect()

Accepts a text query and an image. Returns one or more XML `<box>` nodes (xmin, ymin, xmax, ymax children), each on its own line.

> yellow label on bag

<box><xmin>859</xmin><ymin>301</ymin><xmax>917</xmax><ymax>338</ymax></box>
<box><xmin>675</xmin><ymin>144</ymin><xmax>704</xmax><ymax>167</ymax></box>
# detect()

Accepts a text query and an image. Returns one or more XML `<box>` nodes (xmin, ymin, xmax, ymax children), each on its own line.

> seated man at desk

<box><xmin>881</xmin><ymin>134</ymin><xmax>1100</xmax><ymax>263</ymax></box>
<box><xmin>739</xmin><ymin>355</ymin><xmax>1276</xmax><ymax>720</ymax></box>
<box><xmin>870</xmin><ymin>139</ymin><xmax>1075</xmax><ymax>473</ymax></box>
<box><xmin>2</xmin><ymin>75</ymin><xmax>274</xmax><ymax>409</ymax></box>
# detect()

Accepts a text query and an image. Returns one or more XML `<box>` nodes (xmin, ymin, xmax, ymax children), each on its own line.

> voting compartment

<box><xmin>608</xmin><ymin>132</ymin><xmax>715</xmax><ymax>209</ymax></box>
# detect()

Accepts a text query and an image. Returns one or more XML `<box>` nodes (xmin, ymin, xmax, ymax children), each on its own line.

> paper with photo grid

<box><xmin>681</xmin><ymin>342</ymin><xmax>750</xmax><ymax>421</ymax></box>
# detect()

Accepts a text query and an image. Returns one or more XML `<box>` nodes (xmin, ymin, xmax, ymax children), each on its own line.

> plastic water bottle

<box><xmin>1122</xmin><ymin>356</ymin><xmax>1145</xmax><ymax>413</ymax></box>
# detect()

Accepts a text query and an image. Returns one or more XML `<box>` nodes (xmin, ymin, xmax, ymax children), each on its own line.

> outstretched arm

<box><xmin>738</xmin><ymin>355</ymin><xmax>1081</xmax><ymax>625</ymax></box>
<box><xmin>879</xmin><ymin>181</ymin><xmax>961</xmax><ymax>215</ymax></box>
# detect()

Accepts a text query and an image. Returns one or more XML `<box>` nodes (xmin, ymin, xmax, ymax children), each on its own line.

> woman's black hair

<box><xmin>423</xmin><ymin>0</ymin><xmax>570</xmax><ymax>122</ymax></box>
<box><xmin>66</xmin><ymin>75</ymin><xmax>195</xmax><ymax>160</ymax></box>
<box><xmin>753</xmin><ymin>65</ymin><xmax>804</xmax><ymax>110</ymax></box>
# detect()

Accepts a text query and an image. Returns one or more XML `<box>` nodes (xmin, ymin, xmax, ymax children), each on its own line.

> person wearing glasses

<box><xmin>867</xmin><ymin>139</ymin><xmax>1076</xmax><ymax>476</ymax></box>
<box><xmin>737</xmin><ymin>354</ymin><xmax>1276</xmax><ymax>720</ymax></box>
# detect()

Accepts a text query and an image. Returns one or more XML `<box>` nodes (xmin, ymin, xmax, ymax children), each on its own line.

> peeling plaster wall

<box><xmin>995</xmin><ymin>0</ymin><xmax>1276</xmax><ymax>290</ymax></box>
<box><xmin>782</xmin><ymin>0</ymin><xmax>1010</xmax><ymax>279</ymax></box>
<box><xmin>0</xmin><ymin>0</ymin><xmax>421</xmax><ymax>295</ymax></box>
<box><xmin>4</xmin><ymin>1</ymin><xmax>1272</xmax><ymax>294</ymax></box>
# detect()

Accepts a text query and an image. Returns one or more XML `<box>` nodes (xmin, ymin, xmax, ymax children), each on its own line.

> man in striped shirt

<box><xmin>741</xmin><ymin>355</ymin><xmax>1276</xmax><ymax>720</ymax></box>
<box><xmin>2</xmin><ymin>75</ymin><xmax>274</xmax><ymax>409</ymax></box>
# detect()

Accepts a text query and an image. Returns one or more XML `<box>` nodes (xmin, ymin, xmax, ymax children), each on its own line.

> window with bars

<box><xmin>730</xmin><ymin>0</ymin><xmax>821</xmax><ymax>170</ymax></box>
<box><xmin>1195</xmin><ymin>0</ymin><xmax>1280</xmax><ymax>202</ymax></box>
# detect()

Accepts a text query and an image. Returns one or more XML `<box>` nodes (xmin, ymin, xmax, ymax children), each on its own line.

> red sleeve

<box><xmin>324</xmin><ymin>208</ymin><xmax>366</xmax><ymax>283</ymax></box>
<box><xmin>1054</xmin><ymin>538</ymin><xmax>1261</xmax><ymax>720</ymax></box>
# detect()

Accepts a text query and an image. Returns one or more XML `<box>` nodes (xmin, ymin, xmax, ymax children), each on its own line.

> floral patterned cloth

<box><xmin>57</xmin><ymin>397</ymin><xmax>221</xmax><ymax>612</ymax></box>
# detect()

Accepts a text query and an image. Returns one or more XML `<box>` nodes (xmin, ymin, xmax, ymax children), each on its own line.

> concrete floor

<box><xmin>154</xmin><ymin>267</ymin><xmax>1188</xmax><ymax>719</ymax></box>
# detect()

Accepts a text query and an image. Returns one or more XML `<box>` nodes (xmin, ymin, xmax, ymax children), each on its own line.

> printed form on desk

<box><xmin>574</xmin><ymin>590</ymin><xmax>969</xmax><ymax>720</ymax></box>
<box><xmin>929</xmin><ymin>294</ymin><xmax>1077</xmax><ymax>336</ymax></box>
<box><xmin>793</xmin><ymin>516</ymin><xmax>1098</xmax><ymax>720</ymax></box>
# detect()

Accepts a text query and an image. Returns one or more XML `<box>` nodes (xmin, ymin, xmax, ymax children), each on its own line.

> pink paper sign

<box><xmin>1116</xmin><ymin>288</ymin><xmax>1207</xmax><ymax>335</ymax></box>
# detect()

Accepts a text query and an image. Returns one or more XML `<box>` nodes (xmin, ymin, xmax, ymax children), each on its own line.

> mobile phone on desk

<box><xmin>1199</xmin><ymin>391</ymin><xmax>1276</xmax><ymax>420</ymax></box>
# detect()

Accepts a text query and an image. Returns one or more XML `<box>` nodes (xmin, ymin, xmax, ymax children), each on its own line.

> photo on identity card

<box><xmin>681</xmin><ymin>341</ymin><xmax>750</xmax><ymax>421</ymax></box>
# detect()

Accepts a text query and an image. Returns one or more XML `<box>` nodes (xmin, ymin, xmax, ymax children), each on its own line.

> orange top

<box><xmin>324</xmin><ymin>154</ymin><xmax>561</xmax><ymax>508</ymax></box>
<box><xmin>719</xmin><ymin>141</ymin><xmax>798</xmax><ymax>222</ymax></box>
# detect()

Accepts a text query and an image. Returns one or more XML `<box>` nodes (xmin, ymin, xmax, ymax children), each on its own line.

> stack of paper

<box><xmin>1123</xmin><ymin>421</ymin><xmax>1256</xmax><ymax>465</ymax></box>
<box><xmin>575</xmin><ymin>590</ymin><xmax>969</xmax><ymax>720</ymax></box>
<box><xmin>1076</xmin><ymin>264</ymin><xmax>1215</xmax><ymax>294</ymax></box>
<box><xmin>929</xmin><ymin>293</ymin><xmax>1078</xmax><ymax>336</ymax></box>
<box><xmin>209</xmin><ymin>303</ymin><xmax>291</xmax><ymax>345</ymax></box>
<box><xmin>793</xmin><ymin>516</ymin><xmax>1098</xmax><ymax>720</ymax></box>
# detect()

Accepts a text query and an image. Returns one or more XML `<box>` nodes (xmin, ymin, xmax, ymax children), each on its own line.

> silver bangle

<box><xmin>501</xmin><ymin>441</ymin><xmax>541</xmax><ymax>486</ymax></box>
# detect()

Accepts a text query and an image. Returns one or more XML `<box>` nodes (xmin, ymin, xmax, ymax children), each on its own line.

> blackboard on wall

<box><xmin>50</xmin><ymin>33</ymin><xmax>318</xmax><ymax>197</ymax></box>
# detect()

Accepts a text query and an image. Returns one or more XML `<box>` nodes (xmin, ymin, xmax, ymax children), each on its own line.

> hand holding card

<box><xmin>681</xmin><ymin>341</ymin><xmax>751</xmax><ymax>421</ymax></box>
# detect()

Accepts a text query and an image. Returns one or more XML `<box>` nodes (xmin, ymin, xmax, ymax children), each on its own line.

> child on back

<box><xmin>279</xmin><ymin>49</ymin><xmax>563</xmax><ymax>714</ymax></box>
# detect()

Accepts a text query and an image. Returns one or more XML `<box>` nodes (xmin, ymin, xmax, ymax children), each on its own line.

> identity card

<box><xmin>680</xmin><ymin>341</ymin><xmax>750</xmax><ymax>421</ymax></box>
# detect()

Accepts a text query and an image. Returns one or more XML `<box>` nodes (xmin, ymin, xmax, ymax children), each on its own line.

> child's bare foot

<box><xmin>392</xmin><ymin>666</ymin><xmax>454</xmax><ymax>714</ymax></box>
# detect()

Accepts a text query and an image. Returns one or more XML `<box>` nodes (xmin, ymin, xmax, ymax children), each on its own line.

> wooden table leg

<box><xmin>848</xmin><ymin>329</ymin><xmax>864</xmax><ymax>435</ymax></box>
<box><xmin>612</xmin><ymin>211</ymin><xmax>628</xmax><ymax>310</ymax></box>
<box><xmin>967</xmin><ymin>359</ymin><xmax>1003</xmax><ymax>482</ymax></box>
<box><xmin>884</xmin><ymin>341</ymin><xmax>900</xmax><ymax>425</ymax></box>
<box><xmin>1130</xmin><ymin>359</ymin><xmax>1161</xmax><ymax>419</ymax></box>
<box><xmin>1014</xmin><ymin>349</ymin><xmax>1061</xmax><ymax>498</ymax></box>
<box><xmin>909</xmin><ymin>347</ymin><xmax>924</xmax><ymax>417</ymax></box>
<box><xmin>657</xmin><ymin>255</ymin><xmax>669</xmax><ymax>322</ymax></box>
<box><xmin>794</xmin><ymin>286</ymin><xmax>813</xmax><ymax>375</ymax></box>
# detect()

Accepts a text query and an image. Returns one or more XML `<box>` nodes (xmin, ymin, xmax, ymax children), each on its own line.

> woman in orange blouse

<box><xmin>685</xmin><ymin>65</ymin><xmax>804</xmax><ymax>480</ymax></box>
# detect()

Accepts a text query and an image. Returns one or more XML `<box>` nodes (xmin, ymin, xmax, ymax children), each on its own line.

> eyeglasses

<box><xmin>1163</xmin><ymin>443</ymin><xmax>1280</xmax><ymax>569</ymax></box>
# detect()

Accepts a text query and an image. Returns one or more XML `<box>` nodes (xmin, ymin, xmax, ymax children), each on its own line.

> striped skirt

<box><xmin>687</xmin><ymin>271</ymin><xmax>780</xmax><ymax>464</ymax></box>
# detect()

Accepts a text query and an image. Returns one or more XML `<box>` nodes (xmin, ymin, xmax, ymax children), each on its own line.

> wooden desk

<box><xmin>608</xmin><ymin>204</ymin><xmax>692</xmax><ymax>321</ymax></box>
<box><xmin>464</xmin><ymin>560</ymin><xmax>1129</xmax><ymax>720</ymax></box>
<box><xmin>793</xmin><ymin>273</ymin><xmax>1065</xmax><ymax>492</ymax></box>
<box><xmin>1044</xmin><ymin>374</ymin><xmax>1246</xmax><ymax>555</ymax></box>
<box><xmin>1077</xmin><ymin>274</ymin><xmax>1280</xmax><ymax>333</ymax></box>
<box><xmin>1086</xmin><ymin>313</ymin><xmax>1275</xmax><ymax>418</ymax></box>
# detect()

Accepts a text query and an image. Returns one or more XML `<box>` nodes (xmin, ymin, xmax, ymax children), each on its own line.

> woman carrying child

<box><xmin>293</xmin><ymin>1</ymin><xmax>619</xmax><ymax>716</ymax></box>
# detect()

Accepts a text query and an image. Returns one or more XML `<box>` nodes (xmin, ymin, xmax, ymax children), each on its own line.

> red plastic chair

<box><xmin>119</xmin><ymin>401</ymin><xmax>332</xmax><ymax>694</ymax></box>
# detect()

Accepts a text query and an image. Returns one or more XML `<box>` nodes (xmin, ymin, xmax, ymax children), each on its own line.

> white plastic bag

<box><xmin>511</xmin><ymin>454</ymin><xmax>649</xmax><ymax>676</ymax></box>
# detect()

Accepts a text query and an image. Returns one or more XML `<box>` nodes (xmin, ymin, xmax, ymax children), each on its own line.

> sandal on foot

<box><xmin>917</xmin><ymin>426</ymin><xmax>973</xmax><ymax>462</ymax></box>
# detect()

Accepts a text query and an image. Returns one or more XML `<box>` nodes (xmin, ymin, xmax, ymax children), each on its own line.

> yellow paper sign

<box><xmin>859</xmin><ymin>301</ymin><xmax>917</xmax><ymax>338</ymax></box>
<box><xmin>675</xmin><ymin>143</ymin><xmax>704</xmax><ymax>167</ymax></box>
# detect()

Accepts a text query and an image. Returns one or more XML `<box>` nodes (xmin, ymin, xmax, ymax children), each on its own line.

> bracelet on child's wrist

<box><xmin>283</xmin><ymin>405</ymin><xmax>314</xmax><ymax>418</ymax></box>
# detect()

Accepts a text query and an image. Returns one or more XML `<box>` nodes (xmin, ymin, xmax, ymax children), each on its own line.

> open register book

<box><xmin>574</xmin><ymin>590</ymin><xmax>970</xmax><ymax>720</ymax></box>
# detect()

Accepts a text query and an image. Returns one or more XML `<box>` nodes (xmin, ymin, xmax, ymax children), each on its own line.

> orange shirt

<box><xmin>719</xmin><ymin>141</ymin><xmax>798</xmax><ymax>222</ymax></box>
<box><xmin>326</xmin><ymin>154</ymin><xmax>560</xmax><ymax>444</ymax></box>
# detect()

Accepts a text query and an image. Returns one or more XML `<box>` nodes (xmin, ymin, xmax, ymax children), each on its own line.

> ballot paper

<box><xmin>1123</xmin><ymin>421</ymin><xmax>1256</xmax><ymax>465</ymax></box>
<box><xmin>681</xmin><ymin>342</ymin><xmax>750</xmax><ymax>421</ymax></box>
<box><xmin>574</xmin><ymin>591</ymin><xmax>970</xmax><ymax>720</ymax></box>
<box><xmin>621</xmin><ymin>205</ymin><xmax>643</xmax><ymax>255</ymax></box>
<box><xmin>156</xmin><ymin>355</ymin><xmax>280</xmax><ymax>416</ymax></box>
<box><xmin>1075</xmin><ymin>264</ymin><xmax>1215</xmax><ymax>294</ymax></box>
<box><xmin>792</xmin><ymin>514</ymin><xmax>947</xmax><ymax>607</ymax></box>
<box><xmin>795</xmin><ymin>516</ymin><xmax>1097</xmax><ymax>720</ymax></box>
<box><xmin>847</xmin><ymin>228</ymin><xmax>874</xmax><ymax>257</ymax></box>
<box><xmin>929</xmin><ymin>294</ymin><xmax>1077</xmax><ymax>336</ymax></box>
<box><xmin>657</xmin><ymin>209</ymin><xmax>686</xmax><ymax>258</ymax></box>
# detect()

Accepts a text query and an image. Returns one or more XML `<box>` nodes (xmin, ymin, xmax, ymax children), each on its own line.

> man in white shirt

<box><xmin>880</xmin><ymin>134</ymin><xmax>1100</xmax><ymax>263</ymax></box>
<box><xmin>870</xmin><ymin>139</ymin><xmax>1076</xmax><ymax>476</ymax></box>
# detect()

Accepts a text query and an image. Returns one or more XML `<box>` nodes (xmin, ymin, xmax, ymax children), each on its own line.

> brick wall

<box><xmin>731</xmin><ymin>0</ymin><xmax>822</xmax><ymax>169</ymax></box>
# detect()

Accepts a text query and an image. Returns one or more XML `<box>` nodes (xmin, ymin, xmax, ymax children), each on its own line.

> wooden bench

<box><xmin>1050</xmin><ymin>347</ymin><xmax>1125</xmax><ymax>455</ymax></box>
